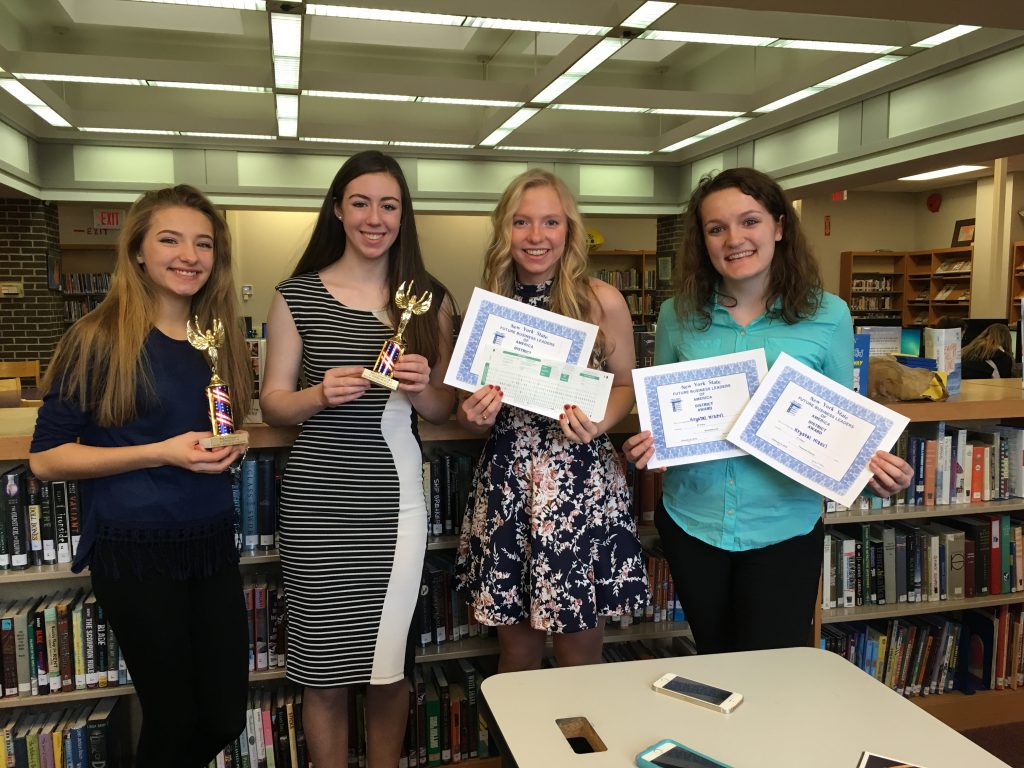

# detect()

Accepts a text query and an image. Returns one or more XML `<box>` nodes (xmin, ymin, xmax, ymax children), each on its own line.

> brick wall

<box><xmin>0</xmin><ymin>199</ymin><xmax>64</xmax><ymax>370</ymax></box>
<box><xmin>657</xmin><ymin>213</ymin><xmax>684</xmax><ymax>255</ymax></box>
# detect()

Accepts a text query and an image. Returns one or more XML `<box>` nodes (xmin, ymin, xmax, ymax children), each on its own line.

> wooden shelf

<box><xmin>0</xmin><ymin>683</ymin><xmax>136</xmax><ymax>710</ymax></box>
<box><xmin>823</xmin><ymin>590</ymin><xmax>1024</xmax><ymax>625</ymax></box>
<box><xmin>825</xmin><ymin>497</ymin><xmax>1024</xmax><ymax>525</ymax></box>
<box><xmin>914</xmin><ymin>686</ymin><xmax>1024</xmax><ymax>730</ymax></box>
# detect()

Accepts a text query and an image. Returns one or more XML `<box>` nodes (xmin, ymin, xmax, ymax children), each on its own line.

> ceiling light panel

<box><xmin>79</xmin><ymin>127</ymin><xmax>180</xmax><ymax>135</ymax></box>
<box><xmin>181</xmin><ymin>131</ymin><xmax>275</xmax><ymax>139</ymax></box>
<box><xmin>650</xmin><ymin>108</ymin><xmax>744</xmax><ymax>117</ymax></box>
<box><xmin>815</xmin><ymin>56</ymin><xmax>903</xmax><ymax>87</ymax></box>
<box><xmin>754</xmin><ymin>88</ymin><xmax>823</xmax><ymax>113</ymax></box>
<box><xmin>659</xmin><ymin>117</ymin><xmax>753</xmax><ymax>153</ymax></box>
<box><xmin>300</xmin><ymin>136</ymin><xmax>388</xmax><ymax>144</ymax></box>
<box><xmin>305</xmin><ymin>4</ymin><xmax>465</xmax><ymax>25</ymax></box>
<box><xmin>129</xmin><ymin>0</ymin><xmax>268</xmax><ymax>8</ymax></box>
<box><xmin>304</xmin><ymin>89</ymin><xmax>415</xmax><ymax>102</ymax></box>
<box><xmin>640</xmin><ymin>30</ymin><xmax>777</xmax><ymax>46</ymax></box>
<box><xmin>274</xmin><ymin>56</ymin><xmax>301</xmax><ymax>90</ymax></box>
<box><xmin>621</xmin><ymin>2</ymin><xmax>675</xmax><ymax>30</ymax></box>
<box><xmin>770</xmin><ymin>40</ymin><xmax>899</xmax><ymax>54</ymax></box>
<box><xmin>913</xmin><ymin>25</ymin><xmax>980</xmax><ymax>48</ymax></box>
<box><xmin>548</xmin><ymin>104</ymin><xmax>649</xmax><ymax>113</ymax></box>
<box><xmin>15</xmin><ymin>73</ymin><xmax>147</xmax><ymax>86</ymax></box>
<box><xmin>462</xmin><ymin>17</ymin><xmax>609</xmax><ymax>35</ymax></box>
<box><xmin>271</xmin><ymin>13</ymin><xmax>302</xmax><ymax>58</ymax></box>
<box><xmin>148</xmin><ymin>81</ymin><xmax>271</xmax><ymax>92</ymax></box>
<box><xmin>898</xmin><ymin>165</ymin><xmax>986</xmax><ymax>181</ymax></box>
<box><xmin>0</xmin><ymin>80</ymin><xmax>71</xmax><ymax>126</ymax></box>
<box><xmin>417</xmin><ymin>97</ymin><xmax>523</xmax><ymax>107</ymax></box>
<box><xmin>276</xmin><ymin>93</ymin><xmax>298</xmax><ymax>137</ymax></box>
<box><xmin>480</xmin><ymin>107</ymin><xmax>540</xmax><ymax>146</ymax></box>
<box><xmin>497</xmin><ymin>146</ymin><xmax>576</xmax><ymax>152</ymax></box>
<box><xmin>391</xmin><ymin>141</ymin><xmax>474</xmax><ymax>148</ymax></box>
<box><xmin>533</xmin><ymin>39</ymin><xmax>626</xmax><ymax>104</ymax></box>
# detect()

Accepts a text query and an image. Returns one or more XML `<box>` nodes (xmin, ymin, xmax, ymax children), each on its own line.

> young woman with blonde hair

<box><xmin>961</xmin><ymin>322</ymin><xmax>1013</xmax><ymax>378</ymax></box>
<box><xmin>30</xmin><ymin>184</ymin><xmax>252</xmax><ymax>767</ymax></box>
<box><xmin>455</xmin><ymin>168</ymin><xmax>649</xmax><ymax>672</ymax></box>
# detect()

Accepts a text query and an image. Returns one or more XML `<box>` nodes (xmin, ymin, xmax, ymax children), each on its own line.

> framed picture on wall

<box><xmin>951</xmin><ymin>218</ymin><xmax>976</xmax><ymax>247</ymax></box>
<box><xmin>47</xmin><ymin>247</ymin><xmax>62</xmax><ymax>291</ymax></box>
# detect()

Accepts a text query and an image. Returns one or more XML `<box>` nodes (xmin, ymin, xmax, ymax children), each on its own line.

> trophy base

<box><xmin>200</xmin><ymin>430</ymin><xmax>249</xmax><ymax>449</ymax></box>
<box><xmin>361</xmin><ymin>368</ymin><xmax>400</xmax><ymax>390</ymax></box>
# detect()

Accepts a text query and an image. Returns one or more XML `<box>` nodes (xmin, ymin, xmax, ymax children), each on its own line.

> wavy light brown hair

<box><xmin>673</xmin><ymin>167</ymin><xmax>823</xmax><ymax>328</ymax></box>
<box><xmin>44</xmin><ymin>185</ymin><xmax>253</xmax><ymax>427</ymax></box>
<box><xmin>291</xmin><ymin>150</ymin><xmax>448</xmax><ymax>366</ymax></box>
<box><xmin>962</xmin><ymin>323</ymin><xmax>1012</xmax><ymax>362</ymax></box>
<box><xmin>483</xmin><ymin>169</ymin><xmax>600</xmax><ymax>332</ymax></box>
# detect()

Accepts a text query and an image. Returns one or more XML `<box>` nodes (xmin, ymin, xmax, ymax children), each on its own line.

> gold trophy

<box><xmin>362</xmin><ymin>281</ymin><xmax>433</xmax><ymax>390</ymax></box>
<box><xmin>187</xmin><ymin>317</ymin><xmax>249</xmax><ymax>448</ymax></box>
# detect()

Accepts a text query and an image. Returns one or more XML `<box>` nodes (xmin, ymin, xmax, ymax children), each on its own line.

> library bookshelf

<box><xmin>1009</xmin><ymin>241</ymin><xmax>1024</xmax><ymax>326</ymax></box>
<box><xmin>587</xmin><ymin>249</ymin><xmax>671</xmax><ymax>326</ymax></box>
<box><xmin>840</xmin><ymin>246</ymin><xmax>974</xmax><ymax>327</ymax></box>
<box><xmin>58</xmin><ymin>244</ymin><xmax>115</xmax><ymax>325</ymax></box>
<box><xmin>817</xmin><ymin>378</ymin><xmax>1024</xmax><ymax>730</ymax></box>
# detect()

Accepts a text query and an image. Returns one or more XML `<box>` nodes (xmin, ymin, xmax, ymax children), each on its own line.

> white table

<box><xmin>480</xmin><ymin>646</ymin><xmax>1010</xmax><ymax>767</ymax></box>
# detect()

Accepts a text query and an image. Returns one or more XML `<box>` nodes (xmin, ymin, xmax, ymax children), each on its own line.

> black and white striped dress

<box><xmin>276</xmin><ymin>272</ymin><xmax>426</xmax><ymax>687</ymax></box>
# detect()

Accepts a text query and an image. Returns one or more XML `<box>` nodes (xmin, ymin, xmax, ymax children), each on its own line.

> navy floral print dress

<box><xmin>455</xmin><ymin>280</ymin><xmax>650</xmax><ymax>633</ymax></box>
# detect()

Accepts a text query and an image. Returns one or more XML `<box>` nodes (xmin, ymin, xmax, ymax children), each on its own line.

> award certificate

<box><xmin>727</xmin><ymin>352</ymin><xmax>910</xmax><ymax>507</ymax></box>
<box><xmin>444</xmin><ymin>287</ymin><xmax>598</xmax><ymax>393</ymax></box>
<box><xmin>480</xmin><ymin>348</ymin><xmax>614</xmax><ymax>422</ymax></box>
<box><xmin>632</xmin><ymin>349</ymin><xmax>768</xmax><ymax>468</ymax></box>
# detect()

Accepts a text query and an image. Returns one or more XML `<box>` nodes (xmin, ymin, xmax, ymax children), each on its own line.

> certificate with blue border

<box><xmin>631</xmin><ymin>349</ymin><xmax>768</xmax><ymax>469</ymax></box>
<box><xmin>444</xmin><ymin>287</ymin><xmax>598</xmax><ymax>393</ymax></box>
<box><xmin>726</xmin><ymin>352</ymin><xmax>910</xmax><ymax>507</ymax></box>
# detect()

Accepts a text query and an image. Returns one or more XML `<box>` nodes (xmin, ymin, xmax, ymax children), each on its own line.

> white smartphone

<box><xmin>635</xmin><ymin>739</ymin><xmax>734</xmax><ymax>768</ymax></box>
<box><xmin>651</xmin><ymin>673</ymin><xmax>743</xmax><ymax>714</ymax></box>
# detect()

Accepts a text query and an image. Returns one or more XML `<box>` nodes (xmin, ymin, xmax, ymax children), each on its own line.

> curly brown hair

<box><xmin>673</xmin><ymin>167</ymin><xmax>823</xmax><ymax>328</ymax></box>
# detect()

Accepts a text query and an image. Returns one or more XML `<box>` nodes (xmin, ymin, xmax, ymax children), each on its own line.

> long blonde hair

<box><xmin>483</xmin><ymin>169</ymin><xmax>598</xmax><ymax>329</ymax></box>
<box><xmin>962</xmin><ymin>323</ymin><xmax>1012</xmax><ymax>362</ymax></box>
<box><xmin>44</xmin><ymin>185</ymin><xmax>253</xmax><ymax>427</ymax></box>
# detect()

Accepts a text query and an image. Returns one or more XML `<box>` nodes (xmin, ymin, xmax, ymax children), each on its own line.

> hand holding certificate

<box><xmin>445</xmin><ymin>288</ymin><xmax>610</xmax><ymax>421</ymax></box>
<box><xmin>726</xmin><ymin>352</ymin><xmax>910</xmax><ymax>507</ymax></box>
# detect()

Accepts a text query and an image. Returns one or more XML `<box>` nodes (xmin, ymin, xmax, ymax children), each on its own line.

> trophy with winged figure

<box><xmin>361</xmin><ymin>281</ymin><xmax>433</xmax><ymax>391</ymax></box>
<box><xmin>187</xmin><ymin>317</ymin><xmax>249</xmax><ymax>448</ymax></box>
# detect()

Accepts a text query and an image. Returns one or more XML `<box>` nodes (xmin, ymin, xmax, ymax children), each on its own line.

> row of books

<box><xmin>589</xmin><ymin>267</ymin><xmax>655</xmax><ymax>291</ymax></box>
<box><xmin>410</xmin><ymin>661</ymin><xmax>494</xmax><ymax>766</ymax></box>
<box><xmin>208</xmin><ymin>687</ymin><xmax>307</xmax><ymax>768</ymax></box>
<box><xmin>0</xmin><ymin>463</ymin><xmax>82</xmax><ymax>570</ymax></box>
<box><xmin>1</xmin><ymin>588</ymin><xmax>128</xmax><ymax>701</ymax></box>
<box><xmin>63</xmin><ymin>298</ymin><xmax>106</xmax><ymax>324</ymax></box>
<box><xmin>934</xmin><ymin>259</ymin><xmax>972</xmax><ymax>274</ymax></box>
<box><xmin>824</xmin><ymin>605</ymin><xmax>1024</xmax><ymax>698</ymax></box>
<box><xmin>850</xmin><ymin>275</ymin><xmax>898</xmax><ymax>292</ymax></box>
<box><xmin>822</xmin><ymin>515</ymin><xmax>1024</xmax><ymax>610</ymax></box>
<box><xmin>934</xmin><ymin>285</ymin><xmax>970</xmax><ymax>301</ymax></box>
<box><xmin>849</xmin><ymin>296</ymin><xmax>897</xmax><ymax>311</ymax></box>
<box><xmin>242</xmin><ymin>578</ymin><xmax>288</xmax><ymax>674</ymax></box>
<box><xmin>238</xmin><ymin>452</ymin><xmax>281</xmax><ymax>554</ymax></box>
<box><xmin>622</xmin><ymin>292</ymin><xmax>658</xmax><ymax>317</ymax></box>
<box><xmin>60</xmin><ymin>272</ymin><xmax>110</xmax><ymax>296</ymax></box>
<box><xmin>0</xmin><ymin>697</ymin><xmax>126</xmax><ymax>768</ymax></box>
<box><xmin>827</xmin><ymin>422</ymin><xmax>1024</xmax><ymax>513</ymax></box>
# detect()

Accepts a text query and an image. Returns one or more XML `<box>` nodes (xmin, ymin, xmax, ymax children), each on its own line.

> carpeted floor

<box><xmin>961</xmin><ymin>723</ymin><xmax>1024</xmax><ymax>767</ymax></box>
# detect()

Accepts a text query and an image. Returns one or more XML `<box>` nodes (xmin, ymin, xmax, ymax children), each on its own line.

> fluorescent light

<box><xmin>658</xmin><ymin>116</ymin><xmax>752</xmax><ymax>153</ymax></box>
<box><xmin>80</xmin><ymin>127</ymin><xmax>180</xmax><ymax>135</ymax></box>
<box><xmin>300</xmin><ymin>136</ymin><xmax>388</xmax><ymax>144</ymax></box>
<box><xmin>815</xmin><ymin>55</ymin><xmax>903</xmax><ymax>87</ymax></box>
<box><xmin>497</xmin><ymin>146</ymin><xmax>576</xmax><ymax>153</ymax></box>
<box><xmin>181</xmin><ymin>131</ymin><xmax>275</xmax><ymax>139</ymax></box>
<box><xmin>754</xmin><ymin>87</ymin><xmax>823</xmax><ymax>113</ymax></box>
<box><xmin>303</xmin><ymin>89</ymin><xmax>415</xmax><ymax>102</ymax></box>
<box><xmin>578</xmin><ymin>148</ymin><xmax>652</xmax><ymax>155</ymax></box>
<box><xmin>700</xmin><ymin>117</ymin><xmax>751</xmax><ymax>136</ymax></box>
<box><xmin>898</xmin><ymin>165</ymin><xmax>986</xmax><ymax>181</ymax></box>
<box><xmin>276</xmin><ymin>93</ymin><xmax>298</xmax><ymax>137</ymax></box>
<box><xmin>769</xmin><ymin>40</ymin><xmax>899</xmax><ymax>54</ymax></box>
<box><xmin>271</xmin><ymin>13</ymin><xmax>302</xmax><ymax>58</ymax></box>
<box><xmin>390</xmin><ymin>141</ymin><xmax>474</xmax><ymax>149</ymax></box>
<box><xmin>533</xmin><ymin>38</ymin><xmax>625</xmax><ymax>103</ymax></box>
<box><xmin>547</xmin><ymin>104</ymin><xmax>648</xmax><ymax>113</ymax></box>
<box><xmin>659</xmin><ymin>136</ymin><xmax>702</xmax><ymax>152</ymax></box>
<box><xmin>148</xmin><ymin>81</ymin><xmax>271</xmax><ymax>92</ymax></box>
<box><xmin>274</xmin><ymin>56</ymin><xmax>300</xmax><ymax>90</ymax></box>
<box><xmin>649</xmin><ymin>108</ymin><xmax>744</xmax><ymax>117</ymax></box>
<box><xmin>463</xmin><ymin>17</ymin><xmax>609</xmax><ymax>35</ymax></box>
<box><xmin>913</xmin><ymin>25</ymin><xmax>980</xmax><ymax>48</ymax></box>
<box><xmin>621</xmin><ymin>2</ymin><xmax>675</xmax><ymax>30</ymax></box>
<box><xmin>417</xmin><ymin>97</ymin><xmax>523</xmax><ymax>107</ymax></box>
<box><xmin>0</xmin><ymin>80</ymin><xmax>71</xmax><ymax>126</ymax></box>
<box><xmin>129</xmin><ymin>0</ymin><xmax>268</xmax><ymax>8</ymax></box>
<box><xmin>640</xmin><ymin>30</ymin><xmax>776</xmax><ymax>46</ymax></box>
<box><xmin>480</xmin><ymin>107</ymin><xmax>540</xmax><ymax>146</ymax></box>
<box><xmin>15</xmin><ymin>73</ymin><xmax>147</xmax><ymax>86</ymax></box>
<box><xmin>305</xmin><ymin>4</ymin><xmax>465</xmax><ymax>25</ymax></box>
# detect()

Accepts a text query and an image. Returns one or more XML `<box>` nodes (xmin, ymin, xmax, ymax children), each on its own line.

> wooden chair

<box><xmin>0</xmin><ymin>377</ymin><xmax>21</xmax><ymax>407</ymax></box>
<box><xmin>0</xmin><ymin>360</ymin><xmax>41</xmax><ymax>389</ymax></box>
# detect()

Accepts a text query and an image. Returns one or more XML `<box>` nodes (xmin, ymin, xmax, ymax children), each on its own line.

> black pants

<box><xmin>655</xmin><ymin>503</ymin><xmax>824</xmax><ymax>655</ymax></box>
<box><xmin>91</xmin><ymin>564</ymin><xmax>249</xmax><ymax>768</ymax></box>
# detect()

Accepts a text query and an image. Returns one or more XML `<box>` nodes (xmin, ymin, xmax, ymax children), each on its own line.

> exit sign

<box><xmin>93</xmin><ymin>209</ymin><xmax>124</xmax><ymax>229</ymax></box>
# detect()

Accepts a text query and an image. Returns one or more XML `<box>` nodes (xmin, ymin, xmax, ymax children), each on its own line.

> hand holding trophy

<box><xmin>187</xmin><ymin>316</ymin><xmax>250</xmax><ymax>448</ymax></box>
<box><xmin>362</xmin><ymin>281</ymin><xmax>433</xmax><ymax>390</ymax></box>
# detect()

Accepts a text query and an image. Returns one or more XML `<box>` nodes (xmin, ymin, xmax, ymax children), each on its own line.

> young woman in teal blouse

<box><xmin>624</xmin><ymin>167</ymin><xmax>913</xmax><ymax>654</ymax></box>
